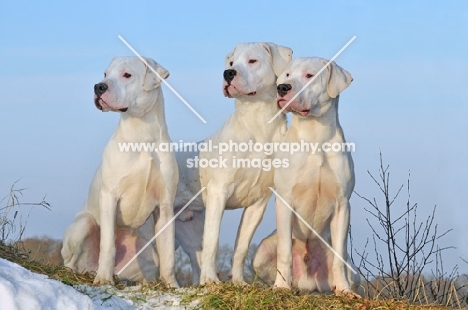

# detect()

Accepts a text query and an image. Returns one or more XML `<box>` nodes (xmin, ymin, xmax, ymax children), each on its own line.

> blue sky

<box><xmin>1</xmin><ymin>1</ymin><xmax>467</xmax><ymax>271</ymax></box>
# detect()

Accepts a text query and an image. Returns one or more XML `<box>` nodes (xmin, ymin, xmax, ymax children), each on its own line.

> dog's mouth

<box><xmin>297</xmin><ymin>109</ymin><xmax>310</xmax><ymax>116</ymax></box>
<box><xmin>224</xmin><ymin>84</ymin><xmax>257</xmax><ymax>98</ymax></box>
<box><xmin>277</xmin><ymin>98</ymin><xmax>286</xmax><ymax>110</ymax></box>
<box><xmin>278</xmin><ymin>97</ymin><xmax>310</xmax><ymax>116</ymax></box>
<box><xmin>277</xmin><ymin>98</ymin><xmax>294</xmax><ymax>114</ymax></box>
<box><xmin>94</xmin><ymin>97</ymin><xmax>104</xmax><ymax>111</ymax></box>
<box><xmin>224</xmin><ymin>85</ymin><xmax>232</xmax><ymax>98</ymax></box>
<box><xmin>94</xmin><ymin>97</ymin><xmax>128</xmax><ymax>112</ymax></box>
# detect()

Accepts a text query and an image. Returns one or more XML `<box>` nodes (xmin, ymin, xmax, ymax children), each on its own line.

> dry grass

<box><xmin>181</xmin><ymin>282</ymin><xmax>453</xmax><ymax>310</ymax></box>
<box><xmin>0</xmin><ymin>244</ymin><xmax>456</xmax><ymax>309</ymax></box>
<box><xmin>0</xmin><ymin>243</ymin><xmax>96</xmax><ymax>286</ymax></box>
<box><xmin>0</xmin><ymin>242</ymin><xmax>185</xmax><ymax>294</ymax></box>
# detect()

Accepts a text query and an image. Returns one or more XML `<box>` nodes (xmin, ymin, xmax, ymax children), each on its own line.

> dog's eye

<box><xmin>229</xmin><ymin>61</ymin><xmax>233</xmax><ymax>66</ymax></box>
<box><xmin>306</xmin><ymin>73</ymin><xmax>314</xmax><ymax>79</ymax></box>
<box><xmin>123</xmin><ymin>73</ymin><xmax>132</xmax><ymax>78</ymax></box>
<box><xmin>286</xmin><ymin>73</ymin><xmax>289</xmax><ymax>77</ymax></box>
<box><xmin>248</xmin><ymin>59</ymin><xmax>257</xmax><ymax>64</ymax></box>
<box><xmin>104</xmin><ymin>73</ymin><xmax>106</xmax><ymax>78</ymax></box>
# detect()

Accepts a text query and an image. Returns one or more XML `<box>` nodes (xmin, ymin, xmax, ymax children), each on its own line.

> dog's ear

<box><xmin>323</xmin><ymin>60</ymin><xmax>353</xmax><ymax>98</ymax></box>
<box><xmin>262</xmin><ymin>43</ymin><xmax>293</xmax><ymax>77</ymax></box>
<box><xmin>142</xmin><ymin>57</ymin><xmax>170</xmax><ymax>91</ymax></box>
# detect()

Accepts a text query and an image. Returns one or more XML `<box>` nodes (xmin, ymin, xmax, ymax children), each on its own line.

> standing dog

<box><xmin>61</xmin><ymin>57</ymin><xmax>179</xmax><ymax>286</ymax></box>
<box><xmin>175</xmin><ymin>43</ymin><xmax>292</xmax><ymax>284</ymax></box>
<box><xmin>252</xmin><ymin>57</ymin><xmax>360</xmax><ymax>296</ymax></box>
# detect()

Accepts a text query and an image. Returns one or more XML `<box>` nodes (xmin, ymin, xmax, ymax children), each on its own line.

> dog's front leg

<box><xmin>274</xmin><ymin>196</ymin><xmax>293</xmax><ymax>289</ymax></box>
<box><xmin>231</xmin><ymin>198</ymin><xmax>269</xmax><ymax>284</ymax></box>
<box><xmin>94</xmin><ymin>192</ymin><xmax>117</xmax><ymax>285</ymax></box>
<box><xmin>200</xmin><ymin>187</ymin><xmax>228</xmax><ymax>284</ymax></box>
<box><xmin>330</xmin><ymin>198</ymin><xmax>354</xmax><ymax>296</ymax></box>
<box><xmin>154</xmin><ymin>198</ymin><xmax>179</xmax><ymax>288</ymax></box>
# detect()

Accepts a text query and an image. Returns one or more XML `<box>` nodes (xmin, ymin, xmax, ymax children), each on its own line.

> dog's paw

<box><xmin>228</xmin><ymin>272</ymin><xmax>247</xmax><ymax>285</ymax></box>
<box><xmin>273</xmin><ymin>278</ymin><xmax>291</xmax><ymax>290</ymax></box>
<box><xmin>200</xmin><ymin>274</ymin><xmax>221</xmax><ymax>285</ymax></box>
<box><xmin>93</xmin><ymin>270</ymin><xmax>115</xmax><ymax>286</ymax></box>
<box><xmin>334</xmin><ymin>287</ymin><xmax>361</xmax><ymax>299</ymax></box>
<box><xmin>93</xmin><ymin>276</ymin><xmax>115</xmax><ymax>286</ymax></box>
<box><xmin>163</xmin><ymin>278</ymin><xmax>180</xmax><ymax>288</ymax></box>
<box><xmin>230</xmin><ymin>276</ymin><xmax>248</xmax><ymax>286</ymax></box>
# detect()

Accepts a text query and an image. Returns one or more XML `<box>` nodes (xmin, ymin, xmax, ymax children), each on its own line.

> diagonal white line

<box><xmin>118</xmin><ymin>35</ymin><xmax>207</xmax><ymax>124</ymax></box>
<box><xmin>269</xmin><ymin>187</ymin><xmax>357</xmax><ymax>274</ymax></box>
<box><xmin>268</xmin><ymin>36</ymin><xmax>356</xmax><ymax>124</ymax></box>
<box><xmin>117</xmin><ymin>187</ymin><xmax>206</xmax><ymax>276</ymax></box>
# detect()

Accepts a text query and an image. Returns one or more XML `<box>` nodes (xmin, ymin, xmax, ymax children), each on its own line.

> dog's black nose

<box><xmin>94</xmin><ymin>83</ymin><xmax>108</xmax><ymax>96</ymax></box>
<box><xmin>223</xmin><ymin>69</ymin><xmax>237</xmax><ymax>83</ymax></box>
<box><xmin>277</xmin><ymin>83</ymin><xmax>292</xmax><ymax>97</ymax></box>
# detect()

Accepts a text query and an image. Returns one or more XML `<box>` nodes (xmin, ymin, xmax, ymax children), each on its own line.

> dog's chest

<box><xmin>286</xmin><ymin>155</ymin><xmax>338</xmax><ymax>230</ymax></box>
<box><xmin>116</xmin><ymin>155</ymin><xmax>162</xmax><ymax>227</ymax></box>
<box><xmin>225</xmin><ymin>166</ymin><xmax>274</xmax><ymax>208</ymax></box>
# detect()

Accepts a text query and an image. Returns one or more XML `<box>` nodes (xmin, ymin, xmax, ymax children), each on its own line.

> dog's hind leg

<box><xmin>175</xmin><ymin>209</ymin><xmax>204</xmax><ymax>285</ymax></box>
<box><xmin>61</xmin><ymin>212</ymin><xmax>99</xmax><ymax>273</ymax></box>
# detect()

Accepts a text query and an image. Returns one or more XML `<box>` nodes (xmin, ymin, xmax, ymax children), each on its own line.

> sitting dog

<box><xmin>252</xmin><ymin>57</ymin><xmax>360</xmax><ymax>296</ymax></box>
<box><xmin>61</xmin><ymin>56</ymin><xmax>178</xmax><ymax>286</ymax></box>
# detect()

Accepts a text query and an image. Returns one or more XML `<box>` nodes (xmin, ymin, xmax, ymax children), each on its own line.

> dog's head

<box><xmin>94</xmin><ymin>56</ymin><xmax>169</xmax><ymax>117</ymax></box>
<box><xmin>223</xmin><ymin>42</ymin><xmax>293</xmax><ymax>100</ymax></box>
<box><xmin>276</xmin><ymin>57</ymin><xmax>352</xmax><ymax>117</ymax></box>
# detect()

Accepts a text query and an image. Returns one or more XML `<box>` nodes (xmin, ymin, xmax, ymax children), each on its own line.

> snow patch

<box><xmin>0</xmin><ymin>258</ymin><xmax>200</xmax><ymax>310</ymax></box>
<box><xmin>0</xmin><ymin>258</ymin><xmax>97</xmax><ymax>310</ymax></box>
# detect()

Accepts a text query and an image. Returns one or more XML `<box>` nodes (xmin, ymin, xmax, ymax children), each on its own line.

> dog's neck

<box><xmin>231</xmin><ymin>86</ymin><xmax>286</xmax><ymax>142</ymax></box>
<box><xmin>289</xmin><ymin>97</ymin><xmax>344</xmax><ymax>143</ymax></box>
<box><xmin>115</xmin><ymin>88</ymin><xmax>170</xmax><ymax>143</ymax></box>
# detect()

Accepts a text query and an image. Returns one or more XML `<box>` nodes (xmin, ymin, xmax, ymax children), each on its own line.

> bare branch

<box><xmin>354</xmin><ymin>152</ymin><xmax>459</xmax><ymax>305</ymax></box>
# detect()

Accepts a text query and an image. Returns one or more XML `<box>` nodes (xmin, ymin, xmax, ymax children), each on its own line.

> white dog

<box><xmin>174</xmin><ymin>42</ymin><xmax>292</xmax><ymax>285</ymax></box>
<box><xmin>252</xmin><ymin>57</ymin><xmax>360</xmax><ymax>296</ymax></box>
<box><xmin>61</xmin><ymin>56</ymin><xmax>179</xmax><ymax>287</ymax></box>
